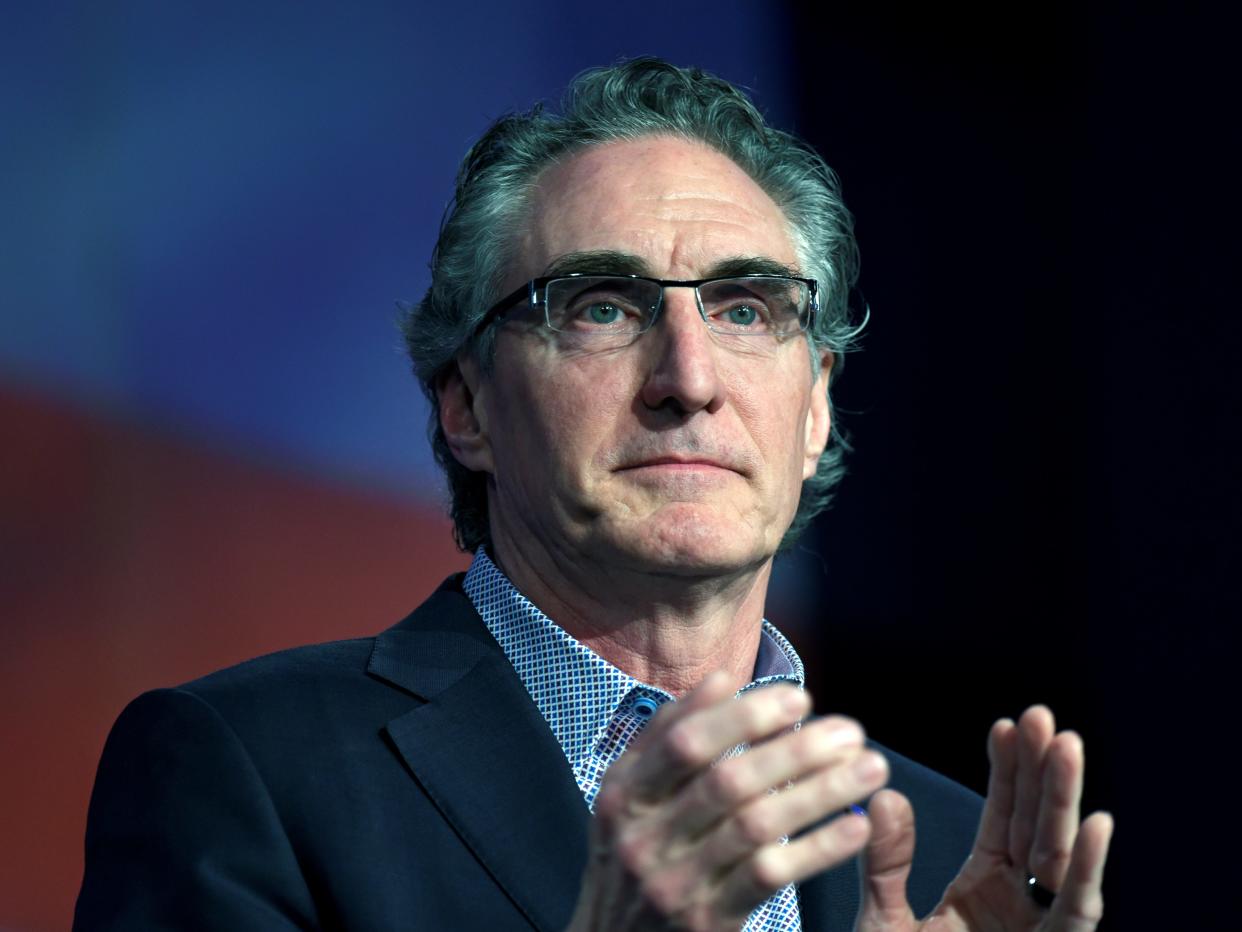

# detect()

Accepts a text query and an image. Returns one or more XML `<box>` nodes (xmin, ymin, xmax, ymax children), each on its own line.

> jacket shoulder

<box><xmin>173</xmin><ymin>573</ymin><xmax>476</xmax><ymax>703</ymax></box>
<box><xmin>179</xmin><ymin>635</ymin><xmax>376</xmax><ymax>697</ymax></box>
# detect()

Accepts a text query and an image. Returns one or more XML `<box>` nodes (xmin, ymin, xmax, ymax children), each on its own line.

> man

<box><xmin>76</xmin><ymin>59</ymin><xmax>1111</xmax><ymax>931</ymax></box>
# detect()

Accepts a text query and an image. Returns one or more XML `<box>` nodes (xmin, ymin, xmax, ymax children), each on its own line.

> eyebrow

<box><xmin>702</xmin><ymin>256</ymin><xmax>802</xmax><ymax>279</ymax></box>
<box><xmin>541</xmin><ymin>251</ymin><xmax>803</xmax><ymax>280</ymax></box>
<box><xmin>542</xmin><ymin>251</ymin><xmax>652</xmax><ymax>277</ymax></box>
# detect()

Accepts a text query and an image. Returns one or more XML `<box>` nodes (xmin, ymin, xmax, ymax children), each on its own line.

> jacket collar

<box><xmin>368</xmin><ymin>577</ymin><xmax>590</xmax><ymax>932</ymax></box>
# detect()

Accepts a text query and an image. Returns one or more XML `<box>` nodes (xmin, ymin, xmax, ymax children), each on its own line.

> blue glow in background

<box><xmin>1</xmin><ymin>2</ymin><xmax>795</xmax><ymax>496</ymax></box>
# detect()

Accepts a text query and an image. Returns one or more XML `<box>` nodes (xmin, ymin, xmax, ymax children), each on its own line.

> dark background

<box><xmin>2</xmin><ymin>5</ymin><xmax>1235</xmax><ymax>929</ymax></box>
<box><xmin>791</xmin><ymin>7</ymin><xmax>1237</xmax><ymax>930</ymax></box>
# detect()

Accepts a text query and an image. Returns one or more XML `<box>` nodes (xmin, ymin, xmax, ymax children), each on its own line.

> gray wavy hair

<box><xmin>402</xmin><ymin>57</ymin><xmax>863</xmax><ymax>554</ymax></box>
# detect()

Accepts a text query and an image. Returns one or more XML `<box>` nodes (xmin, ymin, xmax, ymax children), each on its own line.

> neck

<box><xmin>487</xmin><ymin>533</ymin><xmax>772</xmax><ymax>697</ymax></box>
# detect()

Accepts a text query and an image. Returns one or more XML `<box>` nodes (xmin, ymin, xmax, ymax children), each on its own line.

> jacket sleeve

<box><xmin>74</xmin><ymin>688</ymin><xmax>319</xmax><ymax>931</ymax></box>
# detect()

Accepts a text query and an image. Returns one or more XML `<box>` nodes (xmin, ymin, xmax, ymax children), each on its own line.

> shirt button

<box><xmin>631</xmin><ymin>696</ymin><xmax>659</xmax><ymax>718</ymax></box>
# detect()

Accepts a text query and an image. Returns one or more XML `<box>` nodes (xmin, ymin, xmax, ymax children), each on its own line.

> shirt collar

<box><xmin>463</xmin><ymin>549</ymin><xmax>805</xmax><ymax>776</ymax></box>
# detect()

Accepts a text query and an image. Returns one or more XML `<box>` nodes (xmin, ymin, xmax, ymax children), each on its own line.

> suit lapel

<box><xmin>368</xmin><ymin>582</ymin><xmax>590</xmax><ymax>932</ymax></box>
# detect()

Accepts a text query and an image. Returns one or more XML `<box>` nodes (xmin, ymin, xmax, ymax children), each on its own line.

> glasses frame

<box><xmin>474</xmin><ymin>272</ymin><xmax>820</xmax><ymax>339</ymax></box>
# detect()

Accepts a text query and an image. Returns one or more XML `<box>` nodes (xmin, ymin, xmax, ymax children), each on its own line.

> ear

<box><xmin>435</xmin><ymin>353</ymin><xmax>494</xmax><ymax>474</ymax></box>
<box><xmin>802</xmin><ymin>350</ymin><xmax>834</xmax><ymax>480</ymax></box>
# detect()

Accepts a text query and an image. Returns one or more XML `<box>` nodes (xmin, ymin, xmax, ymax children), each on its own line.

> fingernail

<box><xmin>783</xmin><ymin>689</ymin><xmax>809</xmax><ymax>714</ymax></box>
<box><xmin>839</xmin><ymin>812</ymin><xmax>868</xmax><ymax>838</ymax></box>
<box><xmin>851</xmin><ymin>751</ymin><xmax>885</xmax><ymax>781</ymax></box>
<box><xmin>822</xmin><ymin>719</ymin><xmax>862</xmax><ymax>748</ymax></box>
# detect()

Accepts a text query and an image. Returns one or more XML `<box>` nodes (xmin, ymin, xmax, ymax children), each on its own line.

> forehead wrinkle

<box><xmin>516</xmin><ymin>136</ymin><xmax>799</xmax><ymax>282</ymax></box>
<box><xmin>632</xmin><ymin>185</ymin><xmax>780</xmax><ymax>225</ymax></box>
<box><xmin>642</xmin><ymin>188</ymin><xmax>767</xmax><ymax>210</ymax></box>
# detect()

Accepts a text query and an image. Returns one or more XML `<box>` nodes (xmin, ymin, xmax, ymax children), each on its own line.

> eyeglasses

<box><xmin>476</xmin><ymin>273</ymin><xmax>819</xmax><ymax>347</ymax></box>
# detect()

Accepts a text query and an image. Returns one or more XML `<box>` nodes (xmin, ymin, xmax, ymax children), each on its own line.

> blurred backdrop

<box><xmin>1</xmin><ymin>4</ymin><xmax>1234</xmax><ymax>930</ymax></box>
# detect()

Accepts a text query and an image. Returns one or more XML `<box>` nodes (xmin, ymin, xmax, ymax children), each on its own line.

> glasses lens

<box><xmin>699</xmin><ymin>277</ymin><xmax>808</xmax><ymax>336</ymax></box>
<box><xmin>545</xmin><ymin>277</ymin><xmax>659</xmax><ymax>337</ymax></box>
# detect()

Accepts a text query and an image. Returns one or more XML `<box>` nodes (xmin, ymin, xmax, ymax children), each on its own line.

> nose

<box><xmin>638</xmin><ymin>288</ymin><xmax>727</xmax><ymax>416</ymax></box>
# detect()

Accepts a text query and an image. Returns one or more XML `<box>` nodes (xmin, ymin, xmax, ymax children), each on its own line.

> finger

<box><xmin>592</xmin><ymin>671</ymin><xmax>737</xmax><ymax>837</ymax></box>
<box><xmin>856</xmin><ymin>790</ymin><xmax>917</xmax><ymax>932</ymax></box>
<box><xmin>696</xmin><ymin>747</ymin><xmax>887</xmax><ymax>869</ymax></box>
<box><xmin>717</xmin><ymin>811</ymin><xmax>871</xmax><ymax>918</ymax></box>
<box><xmin>624</xmin><ymin>682</ymin><xmax>811</xmax><ymax>801</ymax></box>
<box><xmin>662</xmin><ymin>715</ymin><xmax>864</xmax><ymax>839</ymax></box>
<box><xmin>973</xmin><ymin>717</ymin><xmax>1018</xmax><ymax>857</ymax></box>
<box><xmin>602</xmin><ymin>671</ymin><xmax>737</xmax><ymax>790</ymax></box>
<box><xmin>1029</xmin><ymin>730</ymin><xmax>1084</xmax><ymax>889</ymax></box>
<box><xmin>1009</xmin><ymin>705</ymin><xmax>1055</xmax><ymax>870</ymax></box>
<box><xmin>626</xmin><ymin>670</ymin><xmax>736</xmax><ymax>753</ymax></box>
<box><xmin>1046</xmin><ymin>811</ymin><xmax>1113</xmax><ymax>932</ymax></box>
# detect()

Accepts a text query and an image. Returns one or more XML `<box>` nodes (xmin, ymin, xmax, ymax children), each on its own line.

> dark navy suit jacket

<box><xmin>75</xmin><ymin>576</ymin><xmax>982</xmax><ymax>930</ymax></box>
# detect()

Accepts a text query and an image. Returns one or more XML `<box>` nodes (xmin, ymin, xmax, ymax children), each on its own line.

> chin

<box><xmin>597</xmin><ymin>504</ymin><xmax>776</xmax><ymax>576</ymax></box>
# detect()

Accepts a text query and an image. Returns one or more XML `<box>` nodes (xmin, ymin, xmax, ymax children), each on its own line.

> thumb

<box><xmin>855</xmin><ymin>789</ymin><xmax>917</xmax><ymax>932</ymax></box>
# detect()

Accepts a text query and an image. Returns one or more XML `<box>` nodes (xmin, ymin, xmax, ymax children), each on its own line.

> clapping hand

<box><xmin>567</xmin><ymin>672</ymin><xmax>884</xmax><ymax>931</ymax></box>
<box><xmin>856</xmin><ymin>706</ymin><xmax>1113</xmax><ymax>932</ymax></box>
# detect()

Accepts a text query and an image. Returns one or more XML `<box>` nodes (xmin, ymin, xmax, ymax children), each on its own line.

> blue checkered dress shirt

<box><xmin>463</xmin><ymin>549</ymin><xmax>806</xmax><ymax>931</ymax></box>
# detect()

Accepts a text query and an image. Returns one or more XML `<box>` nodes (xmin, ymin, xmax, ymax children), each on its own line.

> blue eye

<box><xmin>724</xmin><ymin>305</ymin><xmax>759</xmax><ymax>327</ymax></box>
<box><xmin>586</xmin><ymin>303</ymin><xmax>622</xmax><ymax>324</ymax></box>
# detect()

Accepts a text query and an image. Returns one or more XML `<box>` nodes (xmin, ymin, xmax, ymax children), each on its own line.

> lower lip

<box><xmin>622</xmin><ymin>462</ymin><xmax>737</xmax><ymax>476</ymax></box>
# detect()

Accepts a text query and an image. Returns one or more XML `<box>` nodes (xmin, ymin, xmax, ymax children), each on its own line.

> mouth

<box><xmin>618</xmin><ymin>456</ymin><xmax>745</xmax><ymax>476</ymax></box>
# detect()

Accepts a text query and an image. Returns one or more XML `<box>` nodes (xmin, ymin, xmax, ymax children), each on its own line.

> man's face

<box><xmin>450</xmin><ymin>136</ymin><xmax>832</xmax><ymax>578</ymax></box>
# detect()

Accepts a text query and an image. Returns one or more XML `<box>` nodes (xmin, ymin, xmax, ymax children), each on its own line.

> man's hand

<box><xmin>856</xmin><ymin>706</ymin><xmax>1114</xmax><ymax>932</ymax></box>
<box><xmin>566</xmin><ymin>671</ymin><xmax>888</xmax><ymax>932</ymax></box>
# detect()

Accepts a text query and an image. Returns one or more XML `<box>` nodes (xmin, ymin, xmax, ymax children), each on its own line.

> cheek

<box><xmin>727</xmin><ymin>369</ymin><xmax>812</xmax><ymax>477</ymax></box>
<box><xmin>490</xmin><ymin>355</ymin><xmax>631</xmax><ymax>486</ymax></box>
